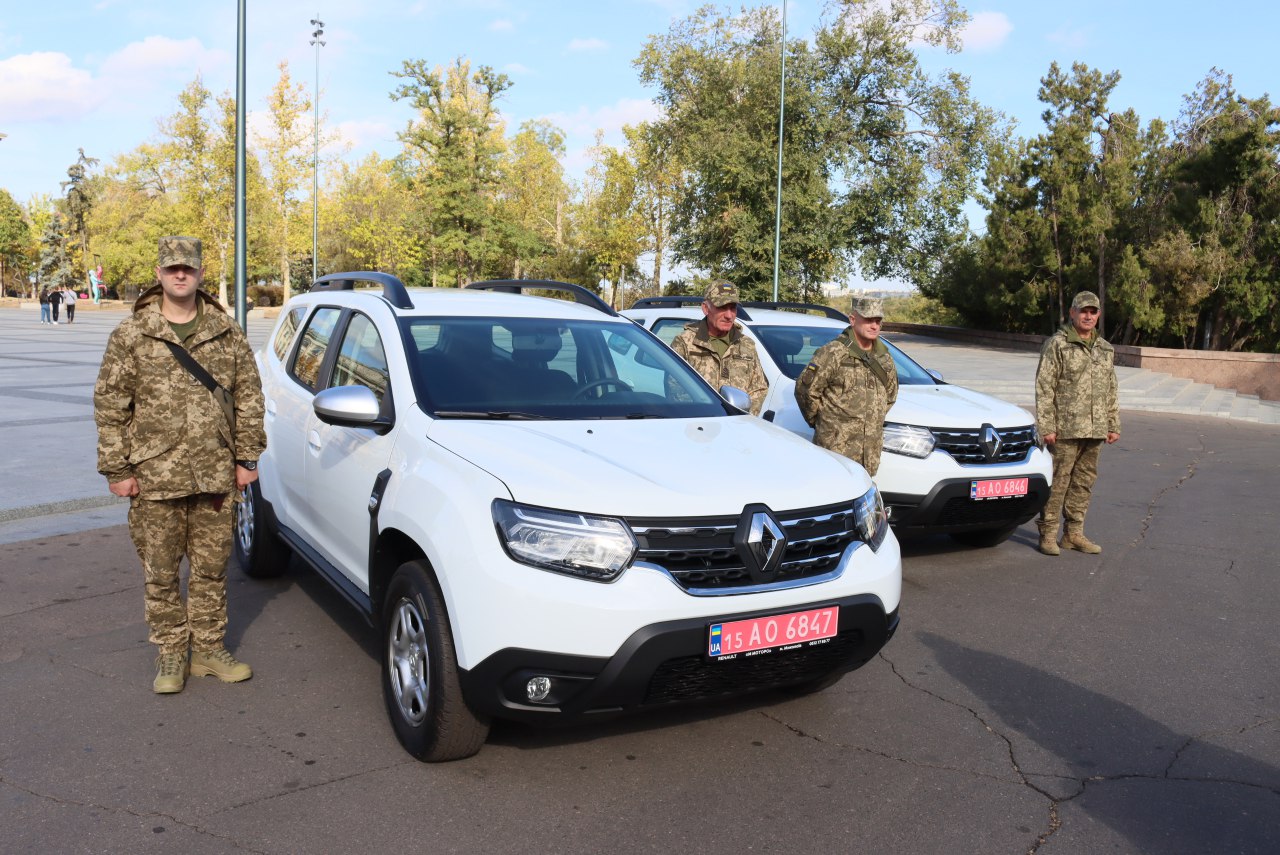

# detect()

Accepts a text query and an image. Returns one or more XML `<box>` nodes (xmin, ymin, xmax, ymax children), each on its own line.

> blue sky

<box><xmin>1</xmin><ymin>1</ymin><xmax>1275</xmax><ymax>221</ymax></box>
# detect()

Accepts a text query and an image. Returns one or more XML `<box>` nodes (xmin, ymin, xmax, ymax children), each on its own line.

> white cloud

<box><xmin>503</xmin><ymin>62</ymin><xmax>531</xmax><ymax>75</ymax></box>
<box><xmin>961</xmin><ymin>11</ymin><xmax>1012</xmax><ymax>51</ymax></box>
<box><xmin>331</xmin><ymin>118</ymin><xmax>397</xmax><ymax>154</ymax></box>
<box><xmin>0</xmin><ymin>52</ymin><xmax>100</xmax><ymax>122</ymax></box>
<box><xmin>490</xmin><ymin>18</ymin><xmax>514</xmax><ymax>32</ymax></box>
<box><xmin>567</xmin><ymin>37</ymin><xmax>608</xmax><ymax>53</ymax></box>
<box><xmin>99</xmin><ymin>35</ymin><xmax>228</xmax><ymax>81</ymax></box>
<box><xmin>540</xmin><ymin>97</ymin><xmax>662</xmax><ymax>141</ymax></box>
<box><xmin>1047</xmin><ymin>26</ymin><xmax>1090</xmax><ymax>50</ymax></box>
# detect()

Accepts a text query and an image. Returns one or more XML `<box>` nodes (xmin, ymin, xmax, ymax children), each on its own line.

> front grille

<box><xmin>628</xmin><ymin>501</ymin><xmax>858</xmax><ymax>592</ymax></box>
<box><xmin>934</xmin><ymin>494</ymin><xmax>1040</xmax><ymax>527</ymax></box>
<box><xmin>933</xmin><ymin>425</ymin><xmax>1037</xmax><ymax>465</ymax></box>
<box><xmin>644</xmin><ymin>630</ymin><xmax>866</xmax><ymax>705</ymax></box>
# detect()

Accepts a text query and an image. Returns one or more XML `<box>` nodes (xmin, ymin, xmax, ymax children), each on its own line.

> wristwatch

<box><xmin>236</xmin><ymin>459</ymin><xmax>258</xmax><ymax>471</ymax></box>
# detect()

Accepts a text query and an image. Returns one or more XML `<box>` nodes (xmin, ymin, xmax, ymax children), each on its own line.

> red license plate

<box><xmin>970</xmin><ymin>477</ymin><xmax>1029</xmax><ymax>500</ymax></box>
<box><xmin>708</xmin><ymin>606</ymin><xmax>839</xmax><ymax>659</ymax></box>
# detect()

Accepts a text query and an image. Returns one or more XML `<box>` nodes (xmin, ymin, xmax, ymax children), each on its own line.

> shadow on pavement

<box><xmin>919</xmin><ymin>631</ymin><xmax>1280</xmax><ymax>853</ymax></box>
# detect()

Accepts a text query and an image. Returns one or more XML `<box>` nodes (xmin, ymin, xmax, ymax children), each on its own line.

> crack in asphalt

<box><xmin>207</xmin><ymin>759</ymin><xmax>413</xmax><ymax>815</ymax></box>
<box><xmin>1131</xmin><ymin>434</ymin><xmax>1205</xmax><ymax>548</ymax></box>
<box><xmin>0</xmin><ymin>584</ymin><xmax>137</xmax><ymax>620</ymax></box>
<box><xmin>0</xmin><ymin>774</ymin><xmax>270</xmax><ymax>853</ymax></box>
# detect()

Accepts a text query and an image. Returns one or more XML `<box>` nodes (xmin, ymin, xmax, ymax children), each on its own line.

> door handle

<box><xmin>307</xmin><ymin>429</ymin><xmax>321</xmax><ymax>452</ymax></box>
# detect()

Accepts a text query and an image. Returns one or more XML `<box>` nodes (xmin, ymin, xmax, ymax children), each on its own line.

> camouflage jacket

<box><xmin>94</xmin><ymin>287</ymin><xmax>266</xmax><ymax>499</ymax></box>
<box><xmin>794</xmin><ymin>328</ymin><xmax>899</xmax><ymax>475</ymax></box>
<box><xmin>1035</xmin><ymin>324</ymin><xmax>1120</xmax><ymax>439</ymax></box>
<box><xmin>670</xmin><ymin>319</ymin><xmax>770</xmax><ymax>415</ymax></box>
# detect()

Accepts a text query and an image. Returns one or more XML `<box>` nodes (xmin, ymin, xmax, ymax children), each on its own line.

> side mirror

<box><xmin>314</xmin><ymin>385</ymin><xmax>389</xmax><ymax>431</ymax></box>
<box><xmin>926</xmin><ymin>369</ymin><xmax>944</xmax><ymax>383</ymax></box>
<box><xmin>719</xmin><ymin>385</ymin><xmax>751</xmax><ymax>413</ymax></box>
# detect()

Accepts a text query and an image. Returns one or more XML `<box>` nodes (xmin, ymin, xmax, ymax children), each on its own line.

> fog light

<box><xmin>526</xmin><ymin>676</ymin><xmax>553</xmax><ymax>702</ymax></box>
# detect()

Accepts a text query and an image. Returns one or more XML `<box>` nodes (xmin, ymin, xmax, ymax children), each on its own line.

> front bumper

<box><xmin>882</xmin><ymin>474</ymin><xmax>1050</xmax><ymax>533</ymax></box>
<box><xmin>458</xmin><ymin>595</ymin><xmax>897</xmax><ymax>722</ymax></box>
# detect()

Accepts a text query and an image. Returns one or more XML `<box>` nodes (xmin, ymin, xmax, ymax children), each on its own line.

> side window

<box><xmin>272</xmin><ymin>307</ymin><xmax>305</xmax><ymax>361</ymax></box>
<box><xmin>290</xmin><ymin>307</ymin><xmax>342</xmax><ymax>392</ymax></box>
<box><xmin>603</xmin><ymin>331</ymin><xmax>667</xmax><ymax>396</ymax></box>
<box><xmin>650</xmin><ymin>318</ymin><xmax>690</xmax><ymax>346</ymax></box>
<box><xmin>329</xmin><ymin>313</ymin><xmax>390</xmax><ymax>405</ymax></box>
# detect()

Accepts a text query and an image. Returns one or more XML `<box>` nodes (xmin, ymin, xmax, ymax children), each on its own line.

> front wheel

<box><xmin>949</xmin><ymin>526</ymin><xmax>1017</xmax><ymax>548</ymax></box>
<box><xmin>234</xmin><ymin>481</ymin><xmax>289</xmax><ymax>578</ymax></box>
<box><xmin>381</xmin><ymin>560</ymin><xmax>489</xmax><ymax>762</ymax></box>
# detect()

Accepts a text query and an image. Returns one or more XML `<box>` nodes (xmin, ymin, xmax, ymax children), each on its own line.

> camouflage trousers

<box><xmin>128</xmin><ymin>493</ymin><xmax>234</xmax><ymax>655</ymax></box>
<box><xmin>1039</xmin><ymin>438</ymin><xmax>1104</xmax><ymax>536</ymax></box>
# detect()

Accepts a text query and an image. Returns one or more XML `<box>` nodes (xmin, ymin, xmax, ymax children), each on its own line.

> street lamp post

<box><xmin>310</xmin><ymin>16</ymin><xmax>325</xmax><ymax>285</ymax></box>
<box><xmin>771</xmin><ymin>0</ymin><xmax>788</xmax><ymax>302</ymax></box>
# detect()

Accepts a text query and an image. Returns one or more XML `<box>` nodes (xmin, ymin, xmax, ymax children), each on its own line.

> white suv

<box><xmin>236</xmin><ymin>274</ymin><xmax>901</xmax><ymax>761</ymax></box>
<box><xmin>623</xmin><ymin>298</ymin><xmax>1053</xmax><ymax>547</ymax></box>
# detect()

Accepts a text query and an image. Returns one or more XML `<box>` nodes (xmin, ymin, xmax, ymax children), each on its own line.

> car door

<box><xmin>302</xmin><ymin>310</ymin><xmax>397</xmax><ymax>587</ymax></box>
<box><xmin>271</xmin><ymin>306</ymin><xmax>343</xmax><ymax>530</ymax></box>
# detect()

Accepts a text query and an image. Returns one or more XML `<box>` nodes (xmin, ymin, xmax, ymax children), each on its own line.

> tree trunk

<box><xmin>1096</xmin><ymin>232</ymin><xmax>1106</xmax><ymax>339</ymax></box>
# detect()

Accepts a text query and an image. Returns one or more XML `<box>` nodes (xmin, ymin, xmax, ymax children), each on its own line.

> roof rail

<box><xmin>466</xmin><ymin>279</ymin><xmax>618</xmax><ymax>316</ymax></box>
<box><xmin>310</xmin><ymin>271</ymin><xmax>413</xmax><ymax>309</ymax></box>
<box><xmin>628</xmin><ymin>295</ymin><xmax>754</xmax><ymax>321</ymax></box>
<box><xmin>742</xmin><ymin>301</ymin><xmax>847</xmax><ymax>322</ymax></box>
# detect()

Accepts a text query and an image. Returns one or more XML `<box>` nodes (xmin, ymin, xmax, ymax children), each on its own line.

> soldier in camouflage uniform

<box><xmin>794</xmin><ymin>297</ymin><xmax>899</xmax><ymax>476</ymax></box>
<box><xmin>94</xmin><ymin>237</ymin><xmax>266</xmax><ymax>693</ymax></box>
<box><xmin>670</xmin><ymin>281</ymin><xmax>770</xmax><ymax>415</ymax></box>
<box><xmin>1034</xmin><ymin>290</ymin><xmax>1121</xmax><ymax>556</ymax></box>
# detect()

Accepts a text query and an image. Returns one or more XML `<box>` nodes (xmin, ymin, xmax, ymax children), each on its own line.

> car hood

<box><xmin>889</xmin><ymin>384</ymin><xmax>1034</xmax><ymax>429</ymax></box>
<box><xmin>426</xmin><ymin>415</ymin><xmax>872</xmax><ymax>517</ymax></box>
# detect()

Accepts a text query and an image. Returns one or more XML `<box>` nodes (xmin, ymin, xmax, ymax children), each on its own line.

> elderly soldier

<box><xmin>670</xmin><ymin>281</ymin><xmax>769</xmax><ymax>415</ymax></box>
<box><xmin>94</xmin><ymin>236</ymin><xmax>266</xmax><ymax>693</ymax></box>
<box><xmin>1034</xmin><ymin>290</ymin><xmax>1120</xmax><ymax>556</ymax></box>
<box><xmin>795</xmin><ymin>296</ymin><xmax>899</xmax><ymax>476</ymax></box>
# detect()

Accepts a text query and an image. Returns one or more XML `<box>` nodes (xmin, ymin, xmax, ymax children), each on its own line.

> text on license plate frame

<box><xmin>708</xmin><ymin>606</ymin><xmax>839</xmax><ymax>659</ymax></box>
<box><xmin>970</xmin><ymin>477</ymin><xmax>1029</xmax><ymax>500</ymax></box>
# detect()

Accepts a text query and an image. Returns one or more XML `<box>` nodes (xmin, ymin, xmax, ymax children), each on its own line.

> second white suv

<box><xmin>623</xmin><ymin>298</ymin><xmax>1053</xmax><ymax>547</ymax></box>
<box><xmin>237</xmin><ymin>275</ymin><xmax>901</xmax><ymax>761</ymax></box>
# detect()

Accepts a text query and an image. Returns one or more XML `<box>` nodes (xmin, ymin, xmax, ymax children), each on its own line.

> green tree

<box><xmin>498</xmin><ymin>119</ymin><xmax>571</xmax><ymax>280</ymax></box>
<box><xmin>327</xmin><ymin>153</ymin><xmax>422</xmax><ymax>274</ymax></box>
<box><xmin>60</xmin><ymin>148</ymin><xmax>100</xmax><ymax>283</ymax></box>
<box><xmin>259</xmin><ymin>62</ymin><xmax>312</xmax><ymax>303</ymax></box>
<box><xmin>0</xmin><ymin>189</ymin><xmax>31</xmax><ymax>295</ymax></box>
<box><xmin>578</xmin><ymin>133</ymin><xmax>645</xmax><ymax>307</ymax></box>
<box><xmin>392</xmin><ymin>57</ymin><xmax>511</xmax><ymax>286</ymax></box>
<box><xmin>637</xmin><ymin>1</ymin><xmax>999</xmax><ymax>298</ymax></box>
<box><xmin>38</xmin><ymin>213</ymin><xmax>74</xmax><ymax>290</ymax></box>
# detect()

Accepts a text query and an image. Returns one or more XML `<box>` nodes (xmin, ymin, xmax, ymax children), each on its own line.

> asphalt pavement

<box><xmin>2</xmin><ymin>303</ymin><xmax>1278</xmax><ymax>854</ymax></box>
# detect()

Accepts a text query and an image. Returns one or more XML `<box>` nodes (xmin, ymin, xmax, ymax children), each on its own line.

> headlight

<box><xmin>882</xmin><ymin>422</ymin><xmax>936</xmax><ymax>458</ymax></box>
<box><xmin>492</xmin><ymin>500</ymin><xmax>637</xmax><ymax>582</ymax></box>
<box><xmin>853</xmin><ymin>486</ymin><xmax>889</xmax><ymax>552</ymax></box>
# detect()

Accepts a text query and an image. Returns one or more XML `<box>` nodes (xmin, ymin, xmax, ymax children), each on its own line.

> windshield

<box><xmin>751</xmin><ymin>324</ymin><xmax>938</xmax><ymax>385</ymax></box>
<box><xmin>401</xmin><ymin>316</ymin><xmax>730</xmax><ymax>420</ymax></box>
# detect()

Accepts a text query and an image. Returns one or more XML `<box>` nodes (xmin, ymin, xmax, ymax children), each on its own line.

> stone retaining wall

<box><xmin>883</xmin><ymin>322</ymin><xmax>1280</xmax><ymax>402</ymax></box>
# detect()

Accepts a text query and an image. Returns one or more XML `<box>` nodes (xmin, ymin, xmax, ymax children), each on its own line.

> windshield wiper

<box><xmin>433</xmin><ymin>410</ymin><xmax>551</xmax><ymax>420</ymax></box>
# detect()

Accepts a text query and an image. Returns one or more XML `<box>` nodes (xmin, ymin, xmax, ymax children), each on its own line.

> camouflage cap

<box><xmin>852</xmin><ymin>296</ymin><xmax>885</xmax><ymax>319</ymax></box>
<box><xmin>703</xmin><ymin>281</ymin><xmax>741</xmax><ymax>307</ymax></box>
<box><xmin>1071</xmin><ymin>291</ymin><xmax>1101</xmax><ymax>310</ymax></box>
<box><xmin>158</xmin><ymin>236</ymin><xmax>202</xmax><ymax>269</ymax></box>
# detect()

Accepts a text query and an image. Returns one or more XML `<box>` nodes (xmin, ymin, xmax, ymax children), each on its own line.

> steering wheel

<box><xmin>573</xmin><ymin>378</ymin><xmax>633</xmax><ymax>398</ymax></box>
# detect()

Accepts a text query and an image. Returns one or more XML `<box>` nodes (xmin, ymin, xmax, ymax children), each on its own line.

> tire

<box><xmin>949</xmin><ymin>526</ymin><xmax>1017</xmax><ymax>548</ymax></box>
<box><xmin>234</xmin><ymin>481</ymin><xmax>289</xmax><ymax>578</ymax></box>
<box><xmin>381</xmin><ymin>560</ymin><xmax>489</xmax><ymax>762</ymax></box>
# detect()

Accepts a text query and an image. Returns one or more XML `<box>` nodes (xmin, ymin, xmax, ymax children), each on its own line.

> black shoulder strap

<box><xmin>163</xmin><ymin>338</ymin><xmax>219</xmax><ymax>393</ymax></box>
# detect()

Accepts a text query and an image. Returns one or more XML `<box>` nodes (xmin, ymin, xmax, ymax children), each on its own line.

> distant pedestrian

<box><xmin>63</xmin><ymin>286</ymin><xmax>78</xmax><ymax>323</ymax></box>
<box><xmin>48</xmin><ymin>287</ymin><xmax>63</xmax><ymax>323</ymax></box>
<box><xmin>39</xmin><ymin>288</ymin><xmax>52</xmax><ymax>324</ymax></box>
<box><xmin>795</xmin><ymin>296</ymin><xmax>899</xmax><ymax>476</ymax></box>
<box><xmin>94</xmin><ymin>235</ymin><xmax>266</xmax><ymax>694</ymax></box>
<box><xmin>1034</xmin><ymin>291</ymin><xmax>1121</xmax><ymax>556</ymax></box>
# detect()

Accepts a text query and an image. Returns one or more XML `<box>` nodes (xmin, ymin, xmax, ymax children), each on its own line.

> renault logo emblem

<box><xmin>733</xmin><ymin>504</ymin><xmax>787</xmax><ymax>582</ymax></box>
<box><xmin>980</xmin><ymin>424</ymin><xmax>1002</xmax><ymax>461</ymax></box>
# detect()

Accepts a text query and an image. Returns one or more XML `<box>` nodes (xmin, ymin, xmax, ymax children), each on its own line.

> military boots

<box><xmin>153</xmin><ymin>651</ymin><xmax>187</xmax><ymax>694</ymax></box>
<box><xmin>190</xmin><ymin>647</ymin><xmax>253</xmax><ymax>682</ymax></box>
<box><xmin>1061</xmin><ymin>530</ymin><xmax>1102</xmax><ymax>554</ymax></box>
<box><xmin>1037</xmin><ymin>522</ymin><xmax>1060</xmax><ymax>556</ymax></box>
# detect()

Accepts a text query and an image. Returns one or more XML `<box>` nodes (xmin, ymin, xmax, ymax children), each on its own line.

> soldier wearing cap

<box><xmin>1034</xmin><ymin>290</ymin><xmax>1120</xmax><ymax>556</ymax></box>
<box><xmin>795</xmin><ymin>296</ymin><xmax>899</xmax><ymax>476</ymax></box>
<box><xmin>669</xmin><ymin>281</ymin><xmax>769</xmax><ymax>415</ymax></box>
<box><xmin>94</xmin><ymin>236</ymin><xmax>266</xmax><ymax>693</ymax></box>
